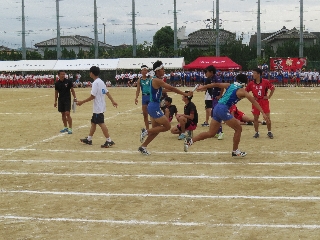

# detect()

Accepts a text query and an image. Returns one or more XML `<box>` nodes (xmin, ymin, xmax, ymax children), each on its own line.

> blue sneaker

<box><xmin>178</xmin><ymin>133</ymin><xmax>186</xmax><ymax>140</ymax></box>
<box><xmin>60</xmin><ymin>128</ymin><xmax>68</xmax><ymax>133</ymax></box>
<box><xmin>68</xmin><ymin>128</ymin><xmax>73</xmax><ymax>134</ymax></box>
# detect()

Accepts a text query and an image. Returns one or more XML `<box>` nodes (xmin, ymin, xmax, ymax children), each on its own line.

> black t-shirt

<box><xmin>184</xmin><ymin>102</ymin><xmax>198</xmax><ymax>124</ymax></box>
<box><xmin>55</xmin><ymin>79</ymin><xmax>73</xmax><ymax>100</ymax></box>
<box><xmin>167</xmin><ymin>105</ymin><xmax>178</xmax><ymax>118</ymax></box>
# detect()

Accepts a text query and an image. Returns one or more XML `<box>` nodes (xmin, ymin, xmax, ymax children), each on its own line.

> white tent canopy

<box><xmin>52</xmin><ymin>59</ymin><xmax>119</xmax><ymax>71</ymax></box>
<box><xmin>0</xmin><ymin>58</ymin><xmax>184</xmax><ymax>71</ymax></box>
<box><xmin>117</xmin><ymin>58</ymin><xmax>185</xmax><ymax>70</ymax></box>
<box><xmin>0</xmin><ymin>60</ymin><xmax>57</xmax><ymax>72</ymax></box>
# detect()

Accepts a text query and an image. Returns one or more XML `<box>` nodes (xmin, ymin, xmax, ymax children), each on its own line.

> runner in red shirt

<box><xmin>245</xmin><ymin>68</ymin><xmax>275</xmax><ymax>139</ymax></box>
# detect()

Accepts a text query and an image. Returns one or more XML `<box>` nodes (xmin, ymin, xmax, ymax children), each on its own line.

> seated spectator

<box><xmin>163</xmin><ymin>97</ymin><xmax>178</xmax><ymax>122</ymax></box>
<box><xmin>170</xmin><ymin>91</ymin><xmax>198</xmax><ymax>140</ymax></box>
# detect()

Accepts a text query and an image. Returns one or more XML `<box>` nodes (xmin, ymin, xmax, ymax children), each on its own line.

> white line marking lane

<box><xmin>1</xmin><ymin>149</ymin><xmax>320</xmax><ymax>155</ymax></box>
<box><xmin>1</xmin><ymin>171</ymin><xmax>320</xmax><ymax>180</ymax></box>
<box><xmin>1</xmin><ymin>215</ymin><xmax>320</xmax><ymax>229</ymax></box>
<box><xmin>2</xmin><ymin>159</ymin><xmax>320</xmax><ymax>166</ymax></box>
<box><xmin>1</xmin><ymin>190</ymin><xmax>320</xmax><ymax>201</ymax></box>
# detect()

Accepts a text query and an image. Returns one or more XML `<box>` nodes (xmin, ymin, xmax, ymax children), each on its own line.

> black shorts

<box><xmin>58</xmin><ymin>99</ymin><xmax>71</xmax><ymax>112</ymax></box>
<box><xmin>205</xmin><ymin>100</ymin><xmax>212</xmax><ymax>109</ymax></box>
<box><xmin>91</xmin><ymin>113</ymin><xmax>105</xmax><ymax>124</ymax></box>
<box><xmin>177</xmin><ymin>120</ymin><xmax>196</xmax><ymax>131</ymax></box>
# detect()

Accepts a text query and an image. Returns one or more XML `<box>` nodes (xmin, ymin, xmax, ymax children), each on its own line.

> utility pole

<box><xmin>299</xmin><ymin>0</ymin><xmax>304</xmax><ymax>58</ymax></box>
<box><xmin>173</xmin><ymin>0</ymin><xmax>178</xmax><ymax>57</ymax></box>
<box><xmin>132</xmin><ymin>0</ymin><xmax>137</xmax><ymax>57</ymax></box>
<box><xmin>21</xmin><ymin>0</ymin><xmax>26</xmax><ymax>60</ymax></box>
<box><xmin>56</xmin><ymin>0</ymin><xmax>61</xmax><ymax>59</ymax></box>
<box><xmin>103</xmin><ymin>23</ymin><xmax>106</xmax><ymax>44</ymax></box>
<box><xmin>257</xmin><ymin>0</ymin><xmax>261</xmax><ymax>58</ymax></box>
<box><xmin>94</xmin><ymin>0</ymin><xmax>98</xmax><ymax>58</ymax></box>
<box><xmin>212</xmin><ymin>1</ymin><xmax>214</xmax><ymax>30</ymax></box>
<box><xmin>215</xmin><ymin>0</ymin><xmax>220</xmax><ymax>57</ymax></box>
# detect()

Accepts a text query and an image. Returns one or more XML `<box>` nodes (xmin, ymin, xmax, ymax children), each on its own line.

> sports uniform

<box><xmin>245</xmin><ymin>79</ymin><xmax>275</xmax><ymax>115</ymax></box>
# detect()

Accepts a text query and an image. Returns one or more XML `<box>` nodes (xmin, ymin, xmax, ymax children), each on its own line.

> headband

<box><xmin>154</xmin><ymin>65</ymin><xmax>164</xmax><ymax>72</ymax></box>
<box><xmin>141</xmin><ymin>66</ymin><xmax>149</xmax><ymax>70</ymax></box>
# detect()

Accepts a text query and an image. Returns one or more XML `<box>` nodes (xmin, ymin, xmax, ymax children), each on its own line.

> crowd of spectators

<box><xmin>114</xmin><ymin>67</ymin><xmax>320</xmax><ymax>88</ymax></box>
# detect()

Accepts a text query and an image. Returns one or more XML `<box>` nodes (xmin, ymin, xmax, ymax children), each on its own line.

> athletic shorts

<box><xmin>142</xmin><ymin>94</ymin><xmax>150</xmax><ymax>105</ymax></box>
<box><xmin>205</xmin><ymin>100</ymin><xmax>212</xmax><ymax>109</ymax></box>
<box><xmin>91</xmin><ymin>113</ymin><xmax>104</xmax><ymax>124</ymax></box>
<box><xmin>212</xmin><ymin>103</ymin><xmax>233</xmax><ymax>123</ymax></box>
<box><xmin>147</xmin><ymin>102</ymin><xmax>164</xmax><ymax>119</ymax></box>
<box><xmin>58</xmin><ymin>99</ymin><xmax>71</xmax><ymax>112</ymax></box>
<box><xmin>212</xmin><ymin>98</ymin><xmax>219</xmax><ymax>108</ymax></box>
<box><xmin>252</xmin><ymin>99</ymin><xmax>270</xmax><ymax>115</ymax></box>
<box><xmin>234</xmin><ymin>111</ymin><xmax>245</xmax><ymax>121</ymax></box>
<box><xmin>177</xmin><ymin>120</ymin><xmax>197</xmax><ymax>131</ymax></box>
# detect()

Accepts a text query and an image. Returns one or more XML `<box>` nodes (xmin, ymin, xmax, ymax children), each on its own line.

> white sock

<box><xmin>106</xmin><ymin>137</ymin><xmax>112</xmax><ymax>142</ymax></box>
<box><xmin>87</xmin><ymin>136</ymin><xmax>92</xmax><ymax>141</ymax></box>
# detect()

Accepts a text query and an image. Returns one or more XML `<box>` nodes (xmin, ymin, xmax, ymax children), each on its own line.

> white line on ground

<box><xmin>1</xmin><ymin>171</ymin><xmax>320</xmax><ymax>180</ymax></box>
<box><xmin>1</xmin><ymin>148</ymin><xmax>320</xmax><ymax>155</ymax></box>
<box><xmin>0</xmin><ymin>107</ymin><xmax>140</xmax><ymax>159</ymax></box>
<box><xmin>0</xmin><ymin>215</ymin><xmax>319</xmax><ymax>229</ymax></box>
<box><xmin>2</xmin><ymin>159</ymin><xmax>320</xmax><ymax>166</ymax></box>
<box><xmin>1</xmin><ymin>190</ymin><xmax>320</xmax><ymax>201</ymax></box>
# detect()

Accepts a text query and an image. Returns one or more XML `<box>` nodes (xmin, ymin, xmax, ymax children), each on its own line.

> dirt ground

<box><xmin>1</xmin><ymin>86</ymin><xmax>320</xmax><ymax>240</ymax></box>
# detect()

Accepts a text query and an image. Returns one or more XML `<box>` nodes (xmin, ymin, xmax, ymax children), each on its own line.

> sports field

<box><xmin>1</xmin><ymin>86</ymin><xmax>320</xmax><ymax>239</ymax></box>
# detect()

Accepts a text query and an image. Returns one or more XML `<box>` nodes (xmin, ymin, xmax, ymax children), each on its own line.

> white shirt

<box><xmin>91</xmin><ymin>78</ymin><xmax>108</xmax><ymax>113</ymax></box>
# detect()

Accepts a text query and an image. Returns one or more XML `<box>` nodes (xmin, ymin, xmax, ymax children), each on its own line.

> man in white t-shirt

<box><xmin>77</xmin><ymin>66</ymin><xmax>118</xmax><ymax>148</ymax></box>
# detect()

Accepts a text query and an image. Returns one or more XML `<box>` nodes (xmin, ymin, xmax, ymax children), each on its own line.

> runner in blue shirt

<box><xmin>135</xmin><ymin>65</ymin><xmax>152</xmax><ymax>130</ymax></box>
<box><xmin>138</xmin><ymin>60</ymin><xmax>193</xmax><ymax>155</ymax></box>
<box><xmin>184</xmin><ymin>74</ymin><xmax>269</xmax><ymax>157</ymax></box>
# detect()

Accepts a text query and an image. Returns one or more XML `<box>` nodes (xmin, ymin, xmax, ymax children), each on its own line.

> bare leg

<box><xmin>89</xmin><ymin>123</ymin><xmax>97</xmax><ymax>137</ymax></box>
<box><xmin>141</xmin><ymin>116</ymin><xmax>170</xmax><ymax>148</ymax></box>
<box><xmin>224</xmin><ymin>118</ymin><xmax>242</xmax><ymax>151</ymax></box>
<box><xmin>265</xmin><ymin>113</ymin><xmax>271</xmax><ymax>131</ymax></box>
<box><xmin>253</xmin><ymin>114</ymin><xmax>260</xmax><ymax>132</ymax></box>
<box><xmin>193</xmin><ymin>118</ymin><xmax>221</xmax><ymax>143</ymax></box>
<box><xmin>61</xmin><ymin>112</ymin><xmax>67</xmax><ymax>127</ymax></box>
<box><xmin>99</xmin><ymin>123</ymin><xmax>110</xmax><ymax>138</ymax></box>
<box><xmin>205</xmin><ymin>108</ymin><xmax>211</xmax><ymax>124</ymax></box>
<box><xmin>142</xmin><ymin>104</ymin><xmax>149</xmax><ymax>130</ymax></box>
<box><xmin>65</xmin><ymin>111</ymin><xmax>72</xmax><ymax>128</ymax></box>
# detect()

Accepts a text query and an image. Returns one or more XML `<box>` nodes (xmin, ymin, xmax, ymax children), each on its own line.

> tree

<box><xmin>26</xmin><ymin>51</ymin><xmax>42</xmax><ymax>60</ymax></box>
<box><xmin>77</xmin><ymin>48</ymin><xmax>86</xmax><ymax>59</ymax></box>
<box><xmin>43</xmin><ymin>48</ymin><xmax>57</xmax><ymax>60</ymax></box>
<box><xmin>153</xmin><ymin>26</ymin><xmax>174</xmax><ymax>51</ymax></box>
<box><xmin>276</xmin><ymin>40</ymin><xmax>299</xmax><ymax>58</ymax></box>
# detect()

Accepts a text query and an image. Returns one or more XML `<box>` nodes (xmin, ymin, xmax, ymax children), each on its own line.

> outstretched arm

<box><xmin>240</xmin><ymin>90</ymin><xmax>270</xmax><ymax>124</ymax></box>
<box><xmin>197</xmin><ymin>82</ymin><xmax>230</xmax><ymax>91</ymax></box>
<box><xmin>154</xmin><ymin>78</ymin><xmax>192</xmax><ymax>97</ymax></box>
<box><xmin>77</xmin><ymin>95</ymin><xmax>95</xmax><ymax>106</ymax></box>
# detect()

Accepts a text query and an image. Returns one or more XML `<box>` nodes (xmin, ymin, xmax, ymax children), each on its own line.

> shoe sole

<box><xmin>101</xmin><ymin>143</ymin><xmax>115</xmax><ymax>148</ymax></box>
<box><xmin>80</xmin><ymin>139</ymin><xmax>92</xmax><ymax>145</ymax></box>
<box><xmin>232</xmin><ymin>153</ymin><xmax>247</xmax><ymax>157</ymax></box>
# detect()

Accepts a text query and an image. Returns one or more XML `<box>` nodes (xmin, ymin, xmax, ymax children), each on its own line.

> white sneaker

<box><xmin>218</xmin><ymin>132</ymin><xmax>224</xmax><ymax>140</ymax></box>
<box><xmin>140</xmin><ymin>128</ymin><xmax>147</xmax><ymax>143</ymax></box>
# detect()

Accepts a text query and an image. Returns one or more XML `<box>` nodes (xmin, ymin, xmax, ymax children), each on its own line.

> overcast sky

<box><xmin>1</xmin><ymin>0</ymin><xmax>319</xmax><ymax>49</ymax></box>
